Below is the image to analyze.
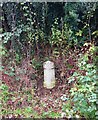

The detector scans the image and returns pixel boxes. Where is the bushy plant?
[62,44,97,119]
[49,18,78,50]
[49,18,63,47]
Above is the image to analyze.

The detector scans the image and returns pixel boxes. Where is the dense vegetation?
[0,2,98,119]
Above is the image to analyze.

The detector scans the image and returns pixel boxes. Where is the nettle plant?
[64,44,97,119]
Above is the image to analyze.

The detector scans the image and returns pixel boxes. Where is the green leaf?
[24,107,32,113]
[0,84,8,91]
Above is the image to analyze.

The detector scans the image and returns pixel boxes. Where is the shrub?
[63,44,97,119]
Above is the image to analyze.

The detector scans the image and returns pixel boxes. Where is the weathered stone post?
[43,61,55,89]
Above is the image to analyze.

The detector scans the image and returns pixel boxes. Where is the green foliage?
[0,84,9,91]
[1,2,98,59]
[42,111,61,118]
[0,83,36,117]
[92,30,98,39]
[1,32,13,44]
[1,2,98,119]
[62,100,71,112]
[50,19,63,47]
[0,84,9,116]
[50,18,78,48]
[15,52,22,64]
[0,45,7,57]
[64,3,80,30]
[32,58,42,70]
[0,34,8,57]
[65,45,97,119]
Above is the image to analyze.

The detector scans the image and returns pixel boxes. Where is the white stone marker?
[43,61,55,89]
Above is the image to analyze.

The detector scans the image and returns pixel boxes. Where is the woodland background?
[0,2,98,119]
